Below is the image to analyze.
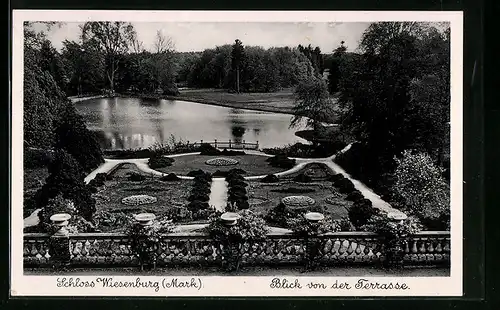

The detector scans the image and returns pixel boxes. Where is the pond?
[75,97,307,150]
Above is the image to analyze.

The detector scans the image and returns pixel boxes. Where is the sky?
[34,22,372,53]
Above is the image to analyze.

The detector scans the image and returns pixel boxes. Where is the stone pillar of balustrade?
[48,213,72,269]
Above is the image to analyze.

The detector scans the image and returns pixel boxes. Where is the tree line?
[177,41,325,92]
[33,21,331,96]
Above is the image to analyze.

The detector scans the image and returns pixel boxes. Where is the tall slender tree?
[328,41,347,94]
[231,39,245,93]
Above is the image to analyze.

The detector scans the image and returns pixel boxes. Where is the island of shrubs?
[148,155,175,169]
[266,154,296,169]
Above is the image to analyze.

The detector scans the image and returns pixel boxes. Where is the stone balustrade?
[23,230,450,268]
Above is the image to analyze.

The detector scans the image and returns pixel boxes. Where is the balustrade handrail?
[24,230,450,240]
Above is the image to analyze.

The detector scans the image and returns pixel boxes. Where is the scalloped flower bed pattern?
[205,157,239,166]
[121,195,158,206]
[281,195,315,208]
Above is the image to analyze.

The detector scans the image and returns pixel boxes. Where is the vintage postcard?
[11,10,463,296]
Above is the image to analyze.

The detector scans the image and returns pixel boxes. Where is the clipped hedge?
[160,173,180,181]
[346,190,364,202]
[148,156,174,169]
[293,173,312,183]
[334,178,355,193]
[127,172,146,182]
[348,199,377,228]
[266,155,296,169]
[261,174,279,183]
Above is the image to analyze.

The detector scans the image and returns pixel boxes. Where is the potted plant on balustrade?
[127,213,175,271]
[360,211,422,268]
[287,211,344,271]
[206,209,268,272]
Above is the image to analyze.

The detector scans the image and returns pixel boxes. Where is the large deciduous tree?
[290,78,334,146]
[336,21,450,192]
[81,22,136,93]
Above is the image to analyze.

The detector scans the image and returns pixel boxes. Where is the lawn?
[156,154,288,176]
[177,88,297,114]
[247,180,352,220]
[94,163,192,217]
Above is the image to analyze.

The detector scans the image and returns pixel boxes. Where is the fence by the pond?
[187,140,259,150]
[23,230,450,268]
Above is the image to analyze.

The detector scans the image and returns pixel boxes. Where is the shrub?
[392,150,450,229]
[187,169,206,177]
[211,170,228,177]
[93,211,134,231]
[164,206,193,222]
[228,168,247,175]
[361,213,423,266]
[187,193,210,203]
[192,208,215,221]
[199,143,221,155]
[127,172,146,182]
[335,178,355,193]
[346,190,364,202]
[348,200,378,228]
[187,200,210,212]
[39,194,76,228]
[24,148,54,169]
[88,173,107,189]
[231,179,248,188]
[206,210,268,271]
[328,173,345,182]
[147,155,174,169]
[160,173,180,181]
[192,184,211,195]
[267,155,296,169]
[221,149,246,156]
[35,150,96,222]
[265,202,325,229]
[293,173,312,183]
[261,174,279,183]
[54,103,104,173]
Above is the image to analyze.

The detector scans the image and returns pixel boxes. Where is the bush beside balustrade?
[23,230,450,268]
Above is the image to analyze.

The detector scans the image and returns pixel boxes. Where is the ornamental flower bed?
[121,195,158,206]
[205,157,239,166]
[281,195,316,209]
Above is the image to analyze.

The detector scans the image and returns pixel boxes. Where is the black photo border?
[5,0,488,309]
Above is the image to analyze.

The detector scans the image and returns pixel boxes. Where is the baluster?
[435,240,443,252]
[214,139,217,149]
[346,240,355,255]
[412,240,418,253]
[427,241,435,253]
[419,240,427,253]
[243,140,245,150]
[229,139,232,148]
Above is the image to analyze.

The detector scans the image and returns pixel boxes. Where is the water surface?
[75,97,306,150]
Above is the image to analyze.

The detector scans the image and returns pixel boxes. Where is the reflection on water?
[75,97,307,150]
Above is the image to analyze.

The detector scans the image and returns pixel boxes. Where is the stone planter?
[134,213,156,226]
[220,212,240,226]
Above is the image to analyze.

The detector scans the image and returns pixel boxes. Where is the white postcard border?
[11,10,464,297]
